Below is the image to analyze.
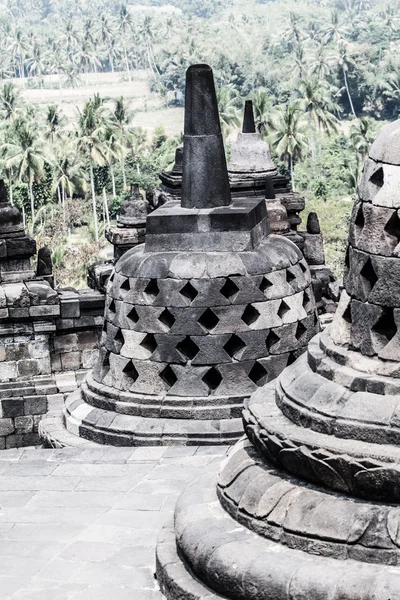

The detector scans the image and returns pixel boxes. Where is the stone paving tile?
[0,445,229,599]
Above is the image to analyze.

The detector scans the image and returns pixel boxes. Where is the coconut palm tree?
[216,86,241,137]
[251,90,276,137]
[117,3,133,82]
[336,41,357,118]
[269,103,307,191]
[322,10,349,45]
[297,78,340,134]
[0,82,22,203]
[43,104,66,145]
[1,116,47,223]
[76,97,107,242]
[110,96,134,189]
[309,47,335,80]
[349,117,377,158]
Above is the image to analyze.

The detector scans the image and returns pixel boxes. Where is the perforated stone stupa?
[59,64,319,446]
[156,120,400,598]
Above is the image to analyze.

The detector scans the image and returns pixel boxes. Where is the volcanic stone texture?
[155,120,400,599]
[63,238,318,446]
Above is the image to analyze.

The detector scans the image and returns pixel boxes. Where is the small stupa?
[61,64,319,446]
[156,120,400,598]
[105,183,148,261]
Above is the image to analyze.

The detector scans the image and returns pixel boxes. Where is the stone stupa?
[61,64,319,446]
[156,121,400,597]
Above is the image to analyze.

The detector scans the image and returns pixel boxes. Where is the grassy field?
[15,70,185,137]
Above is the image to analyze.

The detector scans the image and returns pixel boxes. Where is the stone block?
[0,361,17,381]
[24,395,47,415]
[17,359,40,378]
[0,418,14,435]
[53,333,79,354]
[60,298,80,319]
[0,397,24,417]
[29,304,60,317]
[81,349,99,369]
[60,351,81,371]
[14,415,34,433]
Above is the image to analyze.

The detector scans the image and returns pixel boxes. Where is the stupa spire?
[181,64,231,209]
[242,100,256,134]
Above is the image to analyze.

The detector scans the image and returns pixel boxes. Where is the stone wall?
[0,286,104,449]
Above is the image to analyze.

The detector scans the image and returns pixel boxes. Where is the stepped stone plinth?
[0,182,36,282]
[60,64,319,447]
[156,120,400,597]
[105,184,148,261]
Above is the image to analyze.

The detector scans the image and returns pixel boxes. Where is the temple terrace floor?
[0,444,229,600]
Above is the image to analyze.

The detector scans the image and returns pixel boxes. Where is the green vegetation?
[0,0,397,284]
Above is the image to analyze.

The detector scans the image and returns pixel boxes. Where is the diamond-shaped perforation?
[198,308,219,331]
[114,329,124,345]
[342,304,352,324]
[102,321,107,332]
[370,166,384,188]
[384,211,400,244]
[260,276,273,293]
[144,279,159,300]
[140,333,157,354]
[177,336,200,360]
[295,322,307,341]
[266,330,280,351]
[108,299,116,316]
[223,334,246,359]
[249,361,268,386]
[242,305,260,326]
[220,278,239,300]
[287,352,297,366]
[286,269,296,284]
[127,307,139,324]
[355,204,365,228]
[360,257,378,292]
[160,365,177,389]
[345,247,350,269]
[299,261,307,274]
[303,290,312,312]
[159,308,175,330]
[180,281,198,303]
[278,300,290,319]
[100,350,111,380]
[109,273,115,283]
[122,360,139,382]
[120,278,130,292]
[202,367,222,392]
[372,308,397,343]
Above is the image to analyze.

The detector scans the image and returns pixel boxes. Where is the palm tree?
[138,16,159,76]
[103,126,124,198]
[118,3,133,82]
[43,104,66,145]
[8,27,29,80]
[0,82,22,203]
[309,47,335,80]
[216,86,241,137]
[297,78,340,134]
[349,117,377,158]
[53,139,87,230]
[322,10,349,45]
[251,90,276,137]
[1,117,47,223]
[76,97,107,242]
[336,41,357,117]
[26,42,47,85]
[269,103,307,191]
[110,96,134,189]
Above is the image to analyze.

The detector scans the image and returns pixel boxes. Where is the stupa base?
[156,444,400,600]
[54,388,243,447]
